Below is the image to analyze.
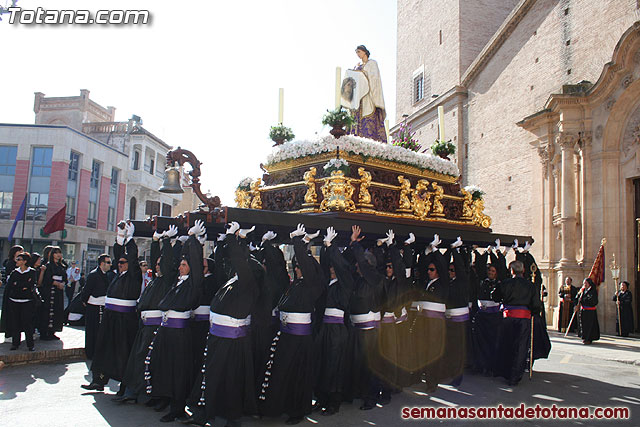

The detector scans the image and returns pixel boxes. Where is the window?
[0,145,17,218]
[145,200,160,217]
[108,168,119,230]
[144,150,155,175]
[132,150,140,170]
[162,203,171,217]
[0,146,18,175]
[68,151,80,181]
[29,147,53,220]
[413,73,424,103]
[88,160,101,228]
[31,147,53,177]
[129,197,137,220]
[66,151,80,225]
[90,160,101,188]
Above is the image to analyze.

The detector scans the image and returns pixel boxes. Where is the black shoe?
[425,382,438,393]
[285,416,303,425]
[359,403,374,411]
[180,415,206,426]
[507,380,519,387]
[50,334,61,340]
[81,383,104,391]
[10,345,18,351]
[311,401,323,412]
[154,400,170,412]
[160,413,177,423]
[321,407,338,416]
[113,396,137,404]
[28,347,35,351]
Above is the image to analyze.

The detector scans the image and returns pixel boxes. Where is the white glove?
[290,223,306,239]
[165,224,178,239]
[152,230,164,241]
[303,230,320,243]
[404,232,415,245]
[425,245,434,255]
[217,233,226,242]
[486,245,493,253]
[189,219,206,236]
[226,221,240,235]
[384,229,395,247]
[511,239,519,250]
[495,238,501,249]
[324,227,337,246]
[125,222,135,243]
[197,233,207,246]
[116,221,126,243]
[249,242,258,252]
[451,236,463,248]
[523,241,532,252]
[178,235,189,244]
[238,225,256,239]
[430,234,441,248]
[262,231,277,243]
[376,237,387,246]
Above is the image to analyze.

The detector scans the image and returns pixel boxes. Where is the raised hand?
[165,224,179,239]
[262,230,277,243]
[290,223,306,239]
[303,230,320,243]
[350,225,364,242]
[226,221,240,235]
[324,227,337,247]
[238,225,256,239]
[404,232,415,245]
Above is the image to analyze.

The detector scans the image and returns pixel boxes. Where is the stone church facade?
[395,0,640,333]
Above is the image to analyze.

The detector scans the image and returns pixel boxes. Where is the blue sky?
[1,0,397,204]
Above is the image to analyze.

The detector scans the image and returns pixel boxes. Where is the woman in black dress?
[0,244,25,339]
[38,246,67,340]
[6,252,39,350]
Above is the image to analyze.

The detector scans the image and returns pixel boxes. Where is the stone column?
[559,133,578,264]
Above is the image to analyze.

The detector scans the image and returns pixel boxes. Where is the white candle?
[335,66,342,109]
[384,119,389,140]
[278,88,284,124]
[437,105,445,141]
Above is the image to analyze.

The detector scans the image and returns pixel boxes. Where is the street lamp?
[609,253,622,336]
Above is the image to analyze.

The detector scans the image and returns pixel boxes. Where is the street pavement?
[0,332,639,426]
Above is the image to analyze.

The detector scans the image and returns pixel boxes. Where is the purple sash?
[353,320,380,330]
[280,321,312,336]
[323,315,344,324]
[142,316,162,326]
[479,306,500,314]
[105,303,136,313]
[209,323,249,339]
[192,314,209,322]
[161,317,190,328]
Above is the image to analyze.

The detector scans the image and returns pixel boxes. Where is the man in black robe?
[82,221,141,393]
[558,277,578,332]
[491,260,540,386]
[80,254,112,360]
[578,278,600,344]
[613,281,634,337]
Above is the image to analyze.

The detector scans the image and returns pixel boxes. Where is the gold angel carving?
[357,167,372,206]
[303,167,318,205]
[397,175,412,211]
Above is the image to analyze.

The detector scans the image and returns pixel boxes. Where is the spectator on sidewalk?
[66,261,81,306]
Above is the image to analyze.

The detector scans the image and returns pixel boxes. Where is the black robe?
[90,238,142,382]
[409,250,449,387]
[122,237,176,394]
[39,261,67,335]
[491,275,540,383]
[442,248,470,384]
[578,286,600,342]
[80,266,111,359]
[313,244,355,403]
[0,259,18,337]
[5,267,38,345]
[148,235,203,406]
[613,290,634,337]
[189,235,260,421]
[260,236,325,419]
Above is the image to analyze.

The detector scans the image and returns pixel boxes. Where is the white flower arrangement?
[237,177,253,190]
[265,134,459,177]
[323,158,349,171]
[464,185,485,200]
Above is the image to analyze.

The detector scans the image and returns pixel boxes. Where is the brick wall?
[47,161,69,222]
[97,176,110,230]
[11,160,29,218]
[75,169,90,227]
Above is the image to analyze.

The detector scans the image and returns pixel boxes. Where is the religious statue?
[357,167,372,206]
[397,175,412,211]
[348,45,387,142]
[303,167,318,205]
